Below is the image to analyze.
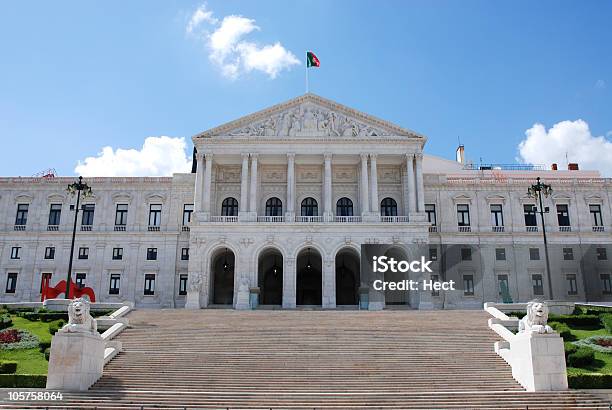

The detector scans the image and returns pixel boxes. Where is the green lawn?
[565,324,612,374]
[9,316,63,344]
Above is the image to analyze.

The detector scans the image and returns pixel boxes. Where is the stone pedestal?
[46,332,105,391]
[510,332,568,391]
[184,290,200,309]
[235,287,250,310]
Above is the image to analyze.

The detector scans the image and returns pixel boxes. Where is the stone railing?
[484,302,568,391]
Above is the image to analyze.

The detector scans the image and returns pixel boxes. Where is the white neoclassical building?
[1,94,611,309]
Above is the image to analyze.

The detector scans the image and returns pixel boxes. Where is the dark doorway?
[336,248,360,305]
[212,248,235,305]
[296,247,322,305]
[258,248,283,305]
[384,247,409,306]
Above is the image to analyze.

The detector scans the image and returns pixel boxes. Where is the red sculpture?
[41,277,96,302]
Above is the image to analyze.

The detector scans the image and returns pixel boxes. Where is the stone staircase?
[1,309,609,409]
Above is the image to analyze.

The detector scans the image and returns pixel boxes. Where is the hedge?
[568,372,612,389]
[548,314,600,327]
[18,312,68,322]
[601,313,612,333]
[0,314,12,330]
[0,374,46,388]
[549,322,574,340]
[49,320,64,335]
[38,340,51,353]
[567,347,595,368]
[564,342,577,361]
[0,361,17,374]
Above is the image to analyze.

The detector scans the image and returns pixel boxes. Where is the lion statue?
[60,298,97,335]
[518,300,554,334]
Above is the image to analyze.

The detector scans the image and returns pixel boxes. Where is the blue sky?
[1,1,611,176]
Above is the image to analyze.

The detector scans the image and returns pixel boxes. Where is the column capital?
[287,152,296,160]
[196,151,205,161]
[204,152,213,160]
[324,152,332,161]
[241,153,249,160]
[414,153,423,161]
[360,153,369,161]
[250,153,259,160]
[405,152,415,160]
[370,153,378,161]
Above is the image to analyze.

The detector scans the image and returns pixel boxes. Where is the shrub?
[49,320,64,336]
[44,348,50,361]
[0,329,39,350]
[568,372,612,389]
[567,347,595,368]
[601,313,612,333]
[0,361,17,374]
[38,340,51,353]
[0,374,46,388]
[548,314,600,328]
[564,342,578,361]
[38,313,68,322]
[0,314,12,331]
[574,335,612,353]
[549,322,573,340]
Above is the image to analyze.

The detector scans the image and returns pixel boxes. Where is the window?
[109,274,120,295]
[115,204,128,226]
[149,204,162,226]
[463,275,474,296]
[523,204,537,227]
[425,204,436,226]
[5,273,17,294]
[182,204,194,225]
[146,248,157,261]
[498,274,509,296]
[179,274,188,296]
[265,197,283,216]
[10,247,21,260]
[48,204,62,226]
[44,247,55,260]
[78,247,89,260]
[40,272,52,293]
[529,248,540,261]
[597,247,608,261]
[532,274,544,296]
[336,197,354,217]
[15,204,28,225]
[221,198,239,216]
[81,204,95,226]
[301,197,318,216]
[601,274,612,295]
[457,204,470,226]
[431,274,440,296]
[181,248,189,261]
[461,247,472,261]
[495,248,506,261]
[563,247,574,261]
[75,273,86,289]
[112,247,123,260]
[380,197,398,216]
[556,204,570,227]
[429,247,438,261]
[490,204,504,227]
[144,274,156,295]
[590,204,603,226]
[567,274,578,295]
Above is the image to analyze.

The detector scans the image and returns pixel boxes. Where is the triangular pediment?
[193,93,425,140]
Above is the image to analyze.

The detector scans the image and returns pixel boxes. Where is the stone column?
[415,153,425,213]
[406,153,416,216]
[322,257,336,309]
[323,153,332,221]
[282,257,296,308]
[360,153,370,215]
[239,153,249,219]
[249,154,258,218]
[286,153,295,221]
[370,154,379,214]
[202,153,213,219]
[194,152,205,213]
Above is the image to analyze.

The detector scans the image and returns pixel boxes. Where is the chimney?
[551,163,558,171]
[456,144,465,165]
[568,163,579,171]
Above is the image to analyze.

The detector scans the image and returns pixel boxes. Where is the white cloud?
[75,136,192,177]
[517,120,612,176]
[186,4,217,34]
[186,4,299,79]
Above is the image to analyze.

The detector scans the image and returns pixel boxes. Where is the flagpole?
[305,51,309,93]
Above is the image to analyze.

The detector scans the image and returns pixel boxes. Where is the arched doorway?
[296,247,322,305]
[384,246,409,306]
[211,248,235,305]
[336,248,360,305]
[258,248,283,305]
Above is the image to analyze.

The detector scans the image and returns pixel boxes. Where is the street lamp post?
[65,176,92,299]
[527,177,553,300]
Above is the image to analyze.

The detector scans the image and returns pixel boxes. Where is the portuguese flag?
[307,51,320,68]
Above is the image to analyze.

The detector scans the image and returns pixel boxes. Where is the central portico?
[185,93,431,310]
